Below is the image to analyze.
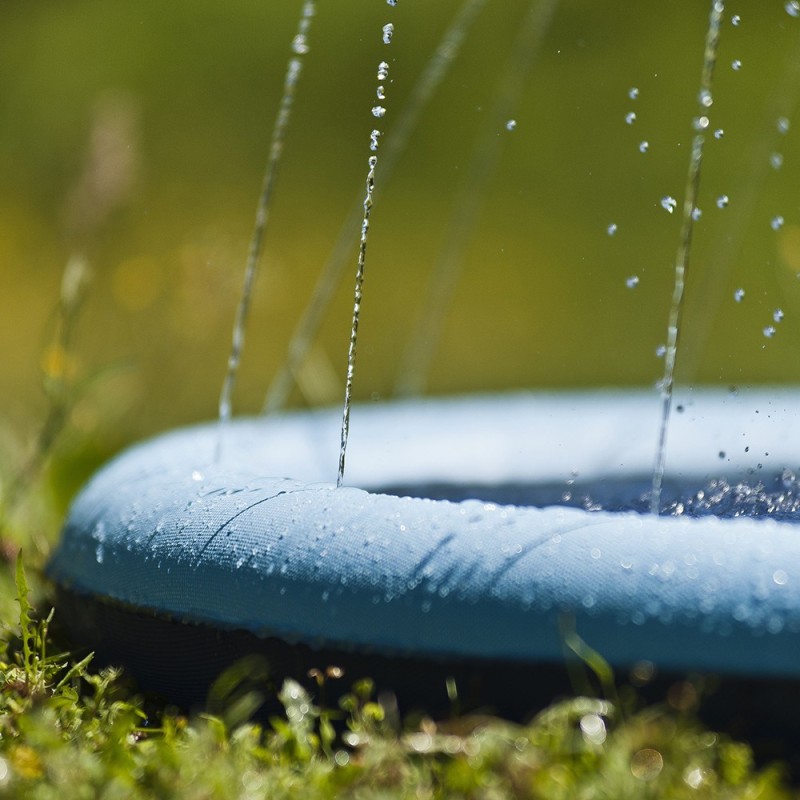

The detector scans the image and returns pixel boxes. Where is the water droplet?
[631,748,664,781]
[661,196,677,213]
[691,207,703,220]
[698,88,713,108]
[505,119,517,131]
[580,713,607,745]
[714,128,724,139]
[382,23,394,44]
[628,87,639,100]
[774,308,785,322]
[369,129,381,151]
[693,115,709,131]
[626,275,639,288]
[767,615,784,634]
[371,105,386,118]
[655,344,666,357]
[786,1,800,17]
[191,470,204,482]
[731,14,741,25]
[625,111,636,125]
[716,194,729,208]
[387,0,398,5]
[376,85,386,100]
[734,288,745,302]
[292,34,309,55]
[777,116,791,134]
[731,59,742,71]
[771,215,785,231]
[639,140,649,153]
[774,569,789,585]
[591,547,602,559]
[607,223,618,236]
[763,325,777,338]
[377,61,389,81]
[770,152,784,170]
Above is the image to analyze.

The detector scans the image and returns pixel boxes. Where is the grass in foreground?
[0,560,791,799]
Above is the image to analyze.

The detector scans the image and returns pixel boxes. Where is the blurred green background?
[3,0,800,486]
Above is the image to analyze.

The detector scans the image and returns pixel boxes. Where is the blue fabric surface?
[47,392,800,677]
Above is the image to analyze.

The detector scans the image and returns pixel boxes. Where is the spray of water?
[650,0,725,514]
[216,1,315,459]
[263,0,488,415]
[337,12,398,488]
[681,29,800,378]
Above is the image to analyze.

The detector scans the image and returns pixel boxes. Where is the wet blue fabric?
[47,391,800,677]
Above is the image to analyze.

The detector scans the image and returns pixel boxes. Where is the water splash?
[216,1,315,459]
[651,0,724,515]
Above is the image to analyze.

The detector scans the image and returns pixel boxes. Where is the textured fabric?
[47,391,800,677]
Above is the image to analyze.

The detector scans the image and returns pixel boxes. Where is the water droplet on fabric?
[731,59,742,70]
[763,325,777,338]
[505,119,517,131]
[639,140,649,153]
[734,288,745,302]
[628,87,639,100]
[774,308,785,322]
[661,196,677,213]
[382,23,394,44]
[626,275,640,288]
[607,223,618,236]
[731,14,741,25]
[716,194,729,208]
[774,569,789,585]
[767,615,784,634]
[714,128,724,139]
[771,215,785,231]
[625,111,636,125]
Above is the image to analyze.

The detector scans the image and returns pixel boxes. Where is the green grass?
[0,553,792,798]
